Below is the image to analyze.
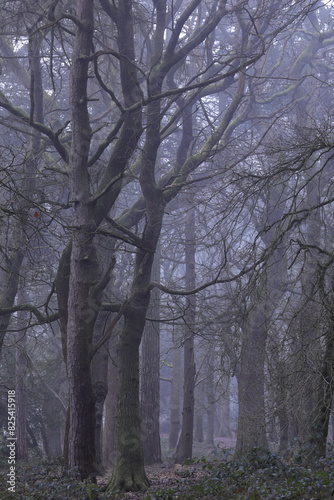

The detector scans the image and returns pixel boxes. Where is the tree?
[175,206,196,463]
[141,246,162,465]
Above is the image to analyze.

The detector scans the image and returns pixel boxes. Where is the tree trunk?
[102,328,119,468]
[0,33,43,354]
[92,312,110,469]
[218,376,231,438]
[15,303,28,461]
[295,171,326,460]
[175,207,196,463]
[141,248,162,464]
[175,327,196,463]
[206,352,215,446]
[194,373,204,443]
[66,0,97,480]
[276,364,289,456]
[107,198,165,492]
[306,328,334,459]
[107,302,151,491]
[42,392,63,459]
[235,304,268,456]
[169,331,182,450]
[235,184,288,457]
[67,236,97,480]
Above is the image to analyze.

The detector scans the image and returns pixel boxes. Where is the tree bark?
[92,312,110,469]
[218,376,231,438]
[107,289,152,491]
[206,351,215,446]
[66,0,97,480]
[235,184,288,457]
[194,372,204,443]
[107,185,165,492]
[141,247,162,464]
[235,304,268,456]
[169,330,182,450]
[175,207,196,463]
[15,298,28,461]
[102,327,119,468]
[42,389,63,459]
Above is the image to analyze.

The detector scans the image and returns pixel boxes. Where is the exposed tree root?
[106,470,150,492]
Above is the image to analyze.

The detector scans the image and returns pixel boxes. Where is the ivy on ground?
[1,450,334,499]
[145,449,334,500]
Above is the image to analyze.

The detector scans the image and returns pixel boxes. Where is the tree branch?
[0,304,59,324]
[0,92,69,163]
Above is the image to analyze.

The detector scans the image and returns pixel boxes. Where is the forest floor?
[99,436,236,499]
[98,437,334,500]
[2,436,334,498]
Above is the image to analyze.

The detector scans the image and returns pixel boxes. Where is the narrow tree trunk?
[15,305,28,461]
[206,353,215,446]
[0,33,42,354]
[194,374,204,443]
[102,329,119,468]
[235,305,268,456]
[295,171,326,460]
[92,312,110,469]
[175,207,196,463]
[169,331,182,450]
[235,185,288,457]
[218,377,231,438]
[43,393,63,459]
[277,366,289,456]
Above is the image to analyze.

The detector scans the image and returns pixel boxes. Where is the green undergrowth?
[0,458,116,500]
[1,450,334,499]
[145,449,334,500]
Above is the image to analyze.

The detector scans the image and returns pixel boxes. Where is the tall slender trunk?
[206,351,215,446]
[235,304,268,456]
[102,327,119,468]
[92,312,110,469]
[12,36,44,445]
[169,331,182,450]
[42,386,64,459]
[175,207,196,463]
[218,376,231,438]
[0,33,42,353]
[15,290,28,461]
[295,170,325,459]
[194,372,205,443]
